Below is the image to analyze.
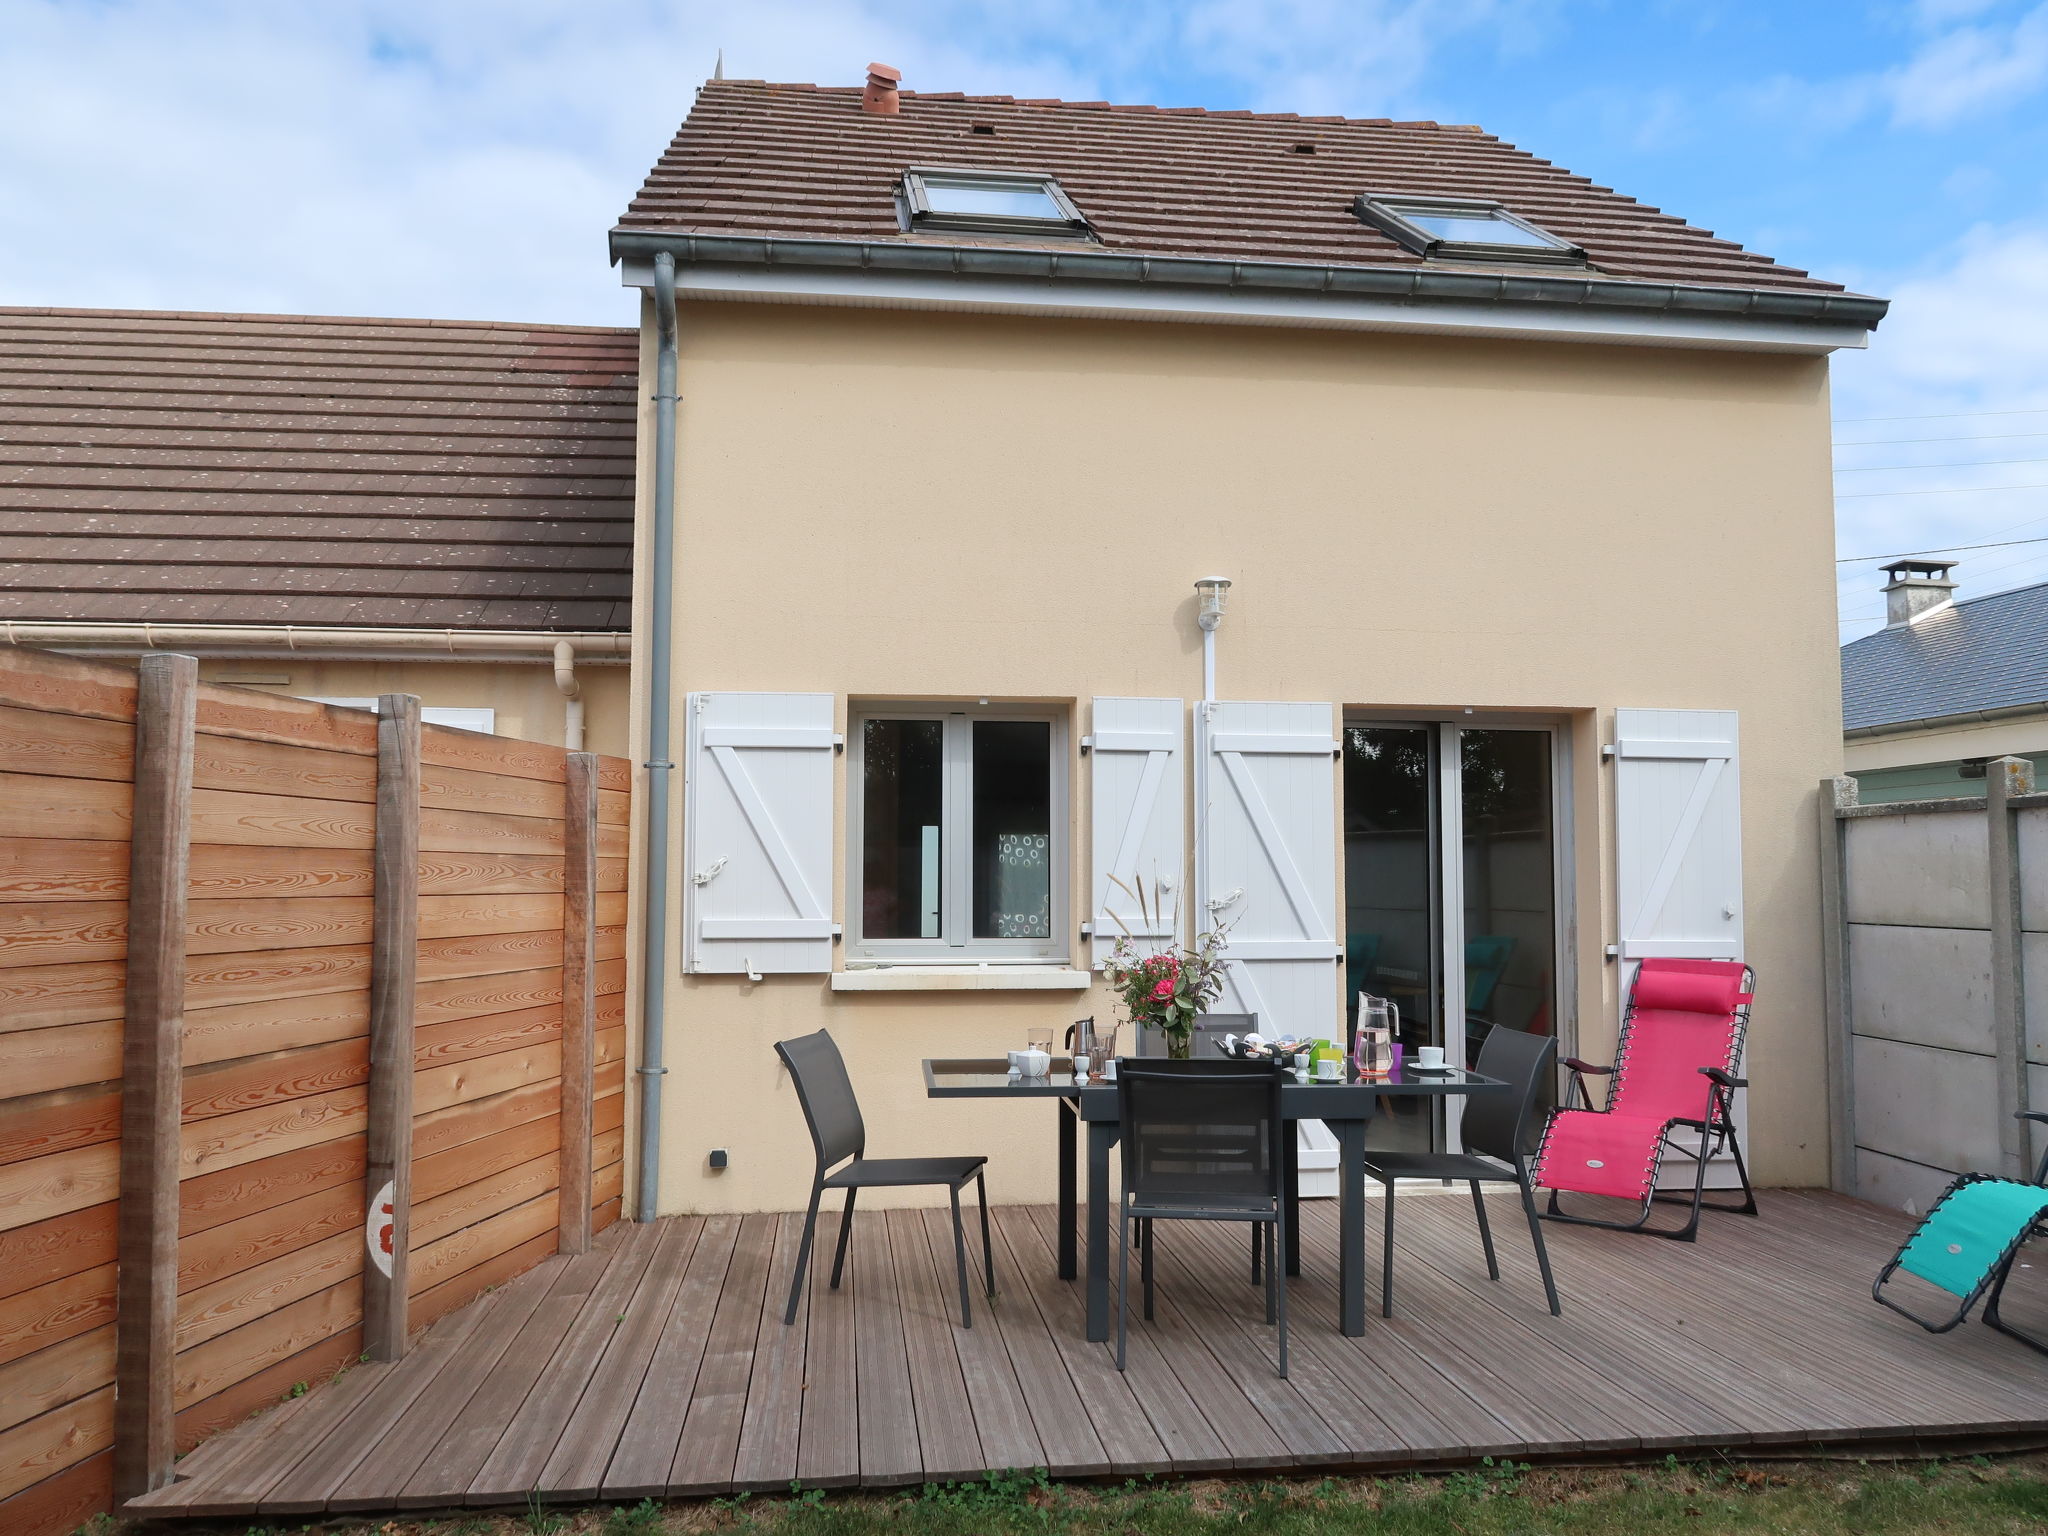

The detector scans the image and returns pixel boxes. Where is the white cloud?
[1886,1,2048,127]
[1830,221,2048,634]
[0,0,1526,324]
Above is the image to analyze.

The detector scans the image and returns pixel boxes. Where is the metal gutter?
[635,251,681,1221]
[609,229,1890,333]
[1844,698,2048,742]
[3,622,629,663]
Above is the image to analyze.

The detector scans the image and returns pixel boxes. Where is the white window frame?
[304,697,496,734]
[901,167,1090,238]
[847,703,1070,964]
[1353,193,1585,266]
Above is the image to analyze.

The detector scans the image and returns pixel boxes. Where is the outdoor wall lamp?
[1195,576,1231,700]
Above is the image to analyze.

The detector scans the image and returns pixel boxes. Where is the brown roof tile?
[620,80,1850,296]
[0,308,636,631]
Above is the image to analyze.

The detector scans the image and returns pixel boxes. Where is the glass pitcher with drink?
[1354,995,1396,1078]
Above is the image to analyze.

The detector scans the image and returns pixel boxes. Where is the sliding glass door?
[1345,719,1561,1154]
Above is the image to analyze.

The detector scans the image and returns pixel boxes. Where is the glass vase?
[1167,1029,1191,1061]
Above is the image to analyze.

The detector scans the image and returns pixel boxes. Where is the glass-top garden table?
[922,1057,1509,1341]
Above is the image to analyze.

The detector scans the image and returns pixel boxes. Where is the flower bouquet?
[1101,875,1230,1059]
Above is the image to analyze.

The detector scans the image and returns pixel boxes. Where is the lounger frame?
[1539,964,1759,1243]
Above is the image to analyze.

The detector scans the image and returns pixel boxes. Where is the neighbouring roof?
[1842,581,2048,732]
[0,307,637,631]
[620,80,1867,304]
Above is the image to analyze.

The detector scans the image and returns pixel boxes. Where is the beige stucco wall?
[629,299,1845,1216]
[193,657,632,757]
[1844,714,2048,774]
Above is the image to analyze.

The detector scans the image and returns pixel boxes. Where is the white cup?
[1102,1058,1118,1081]
[1315,1057,1340,1081]
[1417,1045,1447,1071]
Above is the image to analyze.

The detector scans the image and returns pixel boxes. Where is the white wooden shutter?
[1089,698,1184,968]
[684,692,838,974]
[1612,706,1744,1183]
[1195,701,1341,1041]
[1612,708,1743,966]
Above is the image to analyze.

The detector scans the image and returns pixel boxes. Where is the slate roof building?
[0,307,637,747]
[1841,560,2048,802]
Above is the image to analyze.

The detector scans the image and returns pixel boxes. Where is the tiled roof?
[0,307,636,632]
[621,79,1855,298]
[1842,581,2048,731]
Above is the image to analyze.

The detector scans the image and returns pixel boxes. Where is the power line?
[1837,481,2048,498]
[1835,431,2048,448]
[1837,534,2048,563]
[1833,406,2048,425]
[1835,456,2048,473]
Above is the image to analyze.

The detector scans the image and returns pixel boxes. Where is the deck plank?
[669,1212,776,1494]
[327,1252,573,1511]
[257,1282,504,1513]
[1007,1212,1212,1474]
[1172,1219,1413,1466]
[913,1205,1053,1477]
[465,1217,665,1503]
[970,1210,1109,1479]
[795,1207,861,1489]
[732,1213,813,1492]
[848,1201,923,1487]
[888,1207,986,1483]
[537,1216,704,1500]
[121,1192,2048,1521]
[1105,1216,1340,1467]
[604,1215,739,1498]
[392,1230,632,1508]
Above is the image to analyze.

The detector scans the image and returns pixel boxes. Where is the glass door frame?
[1345,709,1579,1144]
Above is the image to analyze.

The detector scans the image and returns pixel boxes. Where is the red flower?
[1150,978,1175,1001]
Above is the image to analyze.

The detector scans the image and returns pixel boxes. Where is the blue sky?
[6,0,2048,636]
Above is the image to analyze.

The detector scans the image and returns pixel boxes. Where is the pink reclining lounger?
[1534,957,1758,1242]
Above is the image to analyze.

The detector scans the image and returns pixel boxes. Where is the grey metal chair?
[1117,1058,1290,1377]
[1366,1024,1561,1317]
[774,1028,995,1328]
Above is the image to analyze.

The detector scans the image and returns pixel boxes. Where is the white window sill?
[830,966,1093,993]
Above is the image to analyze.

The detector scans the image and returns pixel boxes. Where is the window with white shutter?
[1611,706,1745,1182]
[684,692,839,974]
[1088,698,1185,967]
[1196,700,1342,1040]
[1611,708,1743,966]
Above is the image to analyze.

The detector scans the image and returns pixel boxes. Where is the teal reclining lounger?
[1872,1112,2048,1354]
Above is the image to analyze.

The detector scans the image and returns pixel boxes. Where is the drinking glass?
[1026,1026,1054,1057]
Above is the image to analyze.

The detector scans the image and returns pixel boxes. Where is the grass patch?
[135,1452,2048,1536]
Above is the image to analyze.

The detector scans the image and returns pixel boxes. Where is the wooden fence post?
[114,653,197,1502]
[559,752,599,1254]
[1988,755,2033,1181]
[364,694,421,1360]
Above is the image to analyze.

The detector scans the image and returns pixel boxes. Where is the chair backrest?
[774,1029,866,1173]
[1136,1012,1256,1058]
[1608,958,1752,1123]
[1118,1059,1286,1205]
[1462,1024,1557,1162]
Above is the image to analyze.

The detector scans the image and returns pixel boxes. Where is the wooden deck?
[127,1190,2048,1519]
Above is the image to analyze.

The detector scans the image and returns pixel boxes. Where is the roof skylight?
[1355,194,1584,265]
[902,168,1089,237]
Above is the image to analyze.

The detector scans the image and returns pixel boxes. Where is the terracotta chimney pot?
[863,61,901,114]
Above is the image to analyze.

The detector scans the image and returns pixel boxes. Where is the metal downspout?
[637,251,680,1220]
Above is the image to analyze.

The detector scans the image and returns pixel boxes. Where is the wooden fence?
[0,645,628,1536]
